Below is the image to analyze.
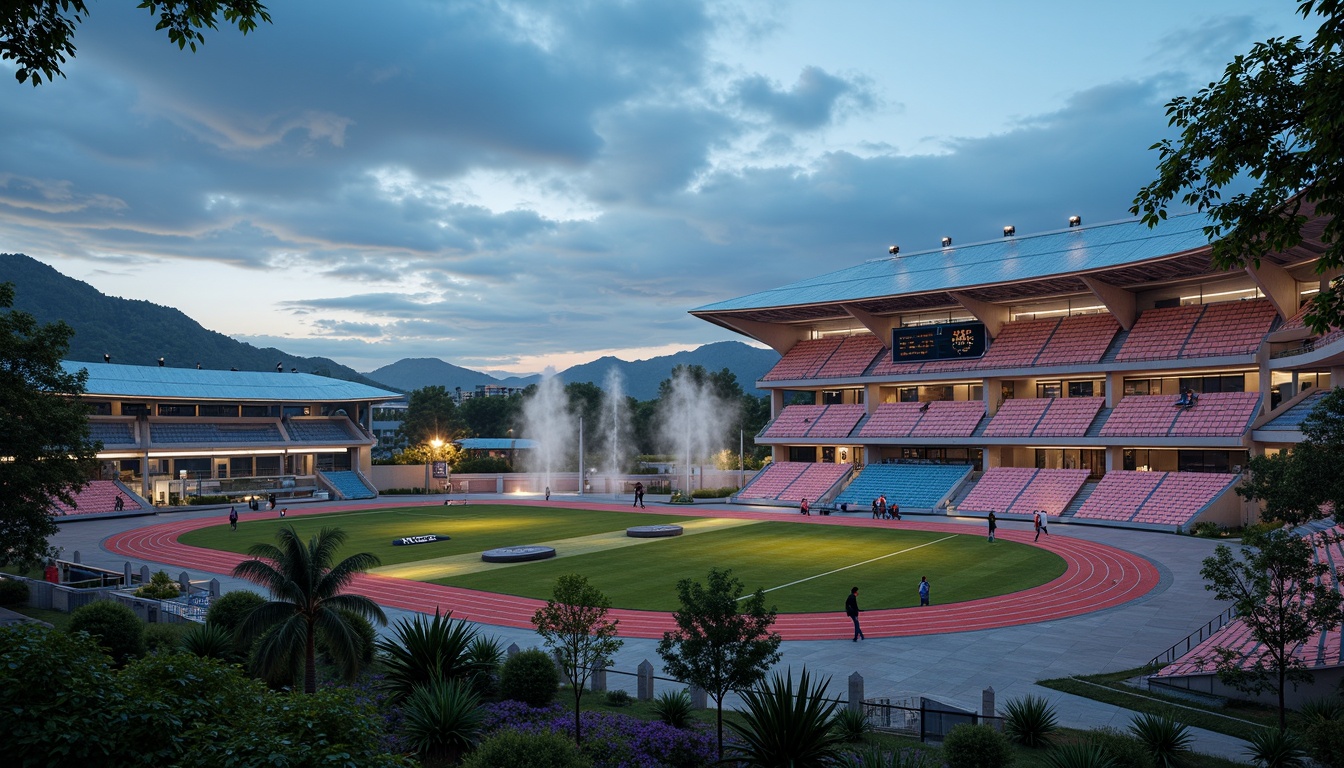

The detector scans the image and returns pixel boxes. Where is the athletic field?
[177,504,1065,613]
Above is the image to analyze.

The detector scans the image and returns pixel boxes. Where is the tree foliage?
[0,282,99,568]
[1239,387,1344,524]
[1131,0,1344,333]
[458,393,522,439]
[1199,526,1344,727]
[2,1,272,86]
[531,573,623,744]
[656,567,782,759]
[397,385,467,448]
[232,525,386,693]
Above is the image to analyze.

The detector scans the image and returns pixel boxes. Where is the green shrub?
[1246,727,1307,768]
[498,648,559,706]
[144,622,189,654]
[402,678,484,767]
[1004,694,1060,748]
[1189,521,1222,538]
[1129,713,1193,768]
[187,494,231,505]
[1306,718,1344,768]
[206,590,265,634]
[181,622,235,660]
[832,707,872,742]
[846,744,940,768]
[1300,697,1344,725]
[466,634,505,698]
[725,668,846,768]
[68,600,146,665]
[1087,727,1155,768]
[0,577,30,607]
[455,457,513,473]
[461,729,590,768]
[320,608,375,669]
[942,723,1014,768]
[135,570,181,600]
[604,688,632,706]
[690,486,738,499]
[652,689,695,728]
[1043,742,1118,768]
[669,490,694,504]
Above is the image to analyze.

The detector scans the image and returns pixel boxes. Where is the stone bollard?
[73,551,81,564]
[637,660,655,701]
[982,686,996,725]
[209,578,221,598]
[507,642,521,659]
[848,672,865,713]
[139,565,151,584]
[179,571,191,595]
[689,684,707,709]
[124,562,133,586]
[590,660,606,693]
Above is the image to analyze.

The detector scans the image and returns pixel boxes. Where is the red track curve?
[105,501,1160,641]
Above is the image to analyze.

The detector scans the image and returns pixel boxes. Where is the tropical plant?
[1129,713,1194,768]
[832,707,871,743]
[647,689,690,728]
[532,573,623,744]
[1300,696,1344,725]
[232,525,386,693]
[1305,717,1344,768]
[401,678,485,768]
[135,570,181,600]
[724,667,847,767]
[466,633,505,697]
[0,577,29,607]
[1,624,117,765]
[68,599,146,665]
[460,728,591,768]
[943,723,1014,768]
[603,688,632,707]
[1043,742,1119,768]
[1086,726,1155,768]
[376,609,480,701]
[499,647,560,706]
[180,622,235,660]
[1004,694,1060,748]
[205,588,265,659]
[1246,728,1307,768]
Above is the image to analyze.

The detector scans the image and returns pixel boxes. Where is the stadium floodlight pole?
[740,429,744,488]
[578,417,585,496]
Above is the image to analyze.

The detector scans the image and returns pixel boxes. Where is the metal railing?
[1148,606,1238,667]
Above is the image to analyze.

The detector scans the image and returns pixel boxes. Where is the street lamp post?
[425,437,443,494]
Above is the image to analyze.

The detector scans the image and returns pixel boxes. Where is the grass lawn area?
[182,505,1063,613]
[10,606,75,631]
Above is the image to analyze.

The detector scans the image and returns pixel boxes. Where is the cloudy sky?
[0,1,1314,375]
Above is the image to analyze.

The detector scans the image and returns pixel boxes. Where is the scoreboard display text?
[891,321,987,362]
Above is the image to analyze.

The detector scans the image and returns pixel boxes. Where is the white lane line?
[739,534,959,600]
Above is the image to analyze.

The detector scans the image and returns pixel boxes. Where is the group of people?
[870,494,900,520]
[845,576,934,640]
[985,509,1051,542]
[228,501,287,530]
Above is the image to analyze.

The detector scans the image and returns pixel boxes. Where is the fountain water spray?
[656,368,734,497]
[602,368,632,477]
[520,375,575,492]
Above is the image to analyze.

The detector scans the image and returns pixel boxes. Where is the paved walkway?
[48,493,1253,762]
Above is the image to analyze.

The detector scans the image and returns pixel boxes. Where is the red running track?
[105,501,1160,641]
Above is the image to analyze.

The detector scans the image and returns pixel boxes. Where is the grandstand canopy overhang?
[64,361,401,404]
[691,211,1331,350]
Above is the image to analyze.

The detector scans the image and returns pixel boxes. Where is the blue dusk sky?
[0,1,1314,374]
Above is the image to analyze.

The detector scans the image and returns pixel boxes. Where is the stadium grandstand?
[58,361,399,515]
[694,207,1340,532]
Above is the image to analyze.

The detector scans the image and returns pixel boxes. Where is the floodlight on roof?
[158,357,164,367]
[888,245,900,255]
[941,237,952,248]
[1068,215,1082,227]
[1003,225,1016,237]
[104,353,110,363]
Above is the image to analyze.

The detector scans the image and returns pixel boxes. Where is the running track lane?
[105,501,1160,641]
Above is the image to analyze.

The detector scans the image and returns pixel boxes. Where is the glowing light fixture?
[941,237,953,248]
[1003,225,1016,237]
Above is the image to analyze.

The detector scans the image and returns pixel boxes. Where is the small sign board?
[432,461,449,479]
[391,534,452,546]
[892,321,986,362]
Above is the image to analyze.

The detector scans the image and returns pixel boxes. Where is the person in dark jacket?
[988,510,997,542]
[845,586,864,641]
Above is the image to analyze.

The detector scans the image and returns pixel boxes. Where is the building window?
[200,404,240,418]
[158,404,197,417]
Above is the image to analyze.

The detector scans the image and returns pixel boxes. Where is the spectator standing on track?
[229,507,238,531]
[545,486,551,501]
[918,576,930,606]
[800,498,810,516]
[891,499,901,520]
[877,494,887,519]
[279,507,287,518]
[268,493,276,510]
[846,586,864,641]
[1034,509,1050,541]
[988,510,997,542]
[633,481,645,508]
[871,499,880,519]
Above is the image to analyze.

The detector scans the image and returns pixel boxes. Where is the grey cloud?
[734,66,872,130]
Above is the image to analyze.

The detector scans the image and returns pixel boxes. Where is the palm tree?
[233,525,386,693]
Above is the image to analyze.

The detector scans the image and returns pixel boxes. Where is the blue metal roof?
[693,212,1215,313]
[456,438,539,450]
[65,361,401,402]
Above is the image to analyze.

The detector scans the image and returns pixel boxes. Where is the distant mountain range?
[2,252,779,400]
[363,341,779,400]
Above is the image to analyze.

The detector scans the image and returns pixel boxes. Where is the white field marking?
[738,534,959,600]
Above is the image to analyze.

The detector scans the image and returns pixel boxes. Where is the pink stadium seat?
[739,462,809,498]
[1034,397,1104,437]
[50,480,144,516]
[761,405,827,439]
[1181,299,1277,358]
[814,335,885,378]
[1115,305,1204,362]
[975,319,1058,369]
[984,399,1050,438]
[1074,471,1166,522]
[856,403,925,438]
[762,338,844,381]
[959,468,1038,514]
[803,404,866,438]
[776,463,853,502]
[1008,470,1090,517]
[909,401,985,438]
[1034,314,1120,366]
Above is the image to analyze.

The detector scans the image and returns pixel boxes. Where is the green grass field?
[181,505,1064,612]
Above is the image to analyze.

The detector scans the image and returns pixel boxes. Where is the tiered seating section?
[51,480,144,516]
[285,419,355,442]
[868,314,1121,376]
[89,421,136,446]
[1115,299,1276,361]
[150,423,284,444]
[1155,525,1344,679]
[1099,393,1261,438]
[763,336,885,381]
[957,467,1089,517]
[856,401,985,439]
[760,404,865,439]
[835,463,973,509]
[983,397,1104,438]
[738,461,851,502]
[1258,390,1327,433]
[1073,470,1237,526]
[320,470,376,500]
